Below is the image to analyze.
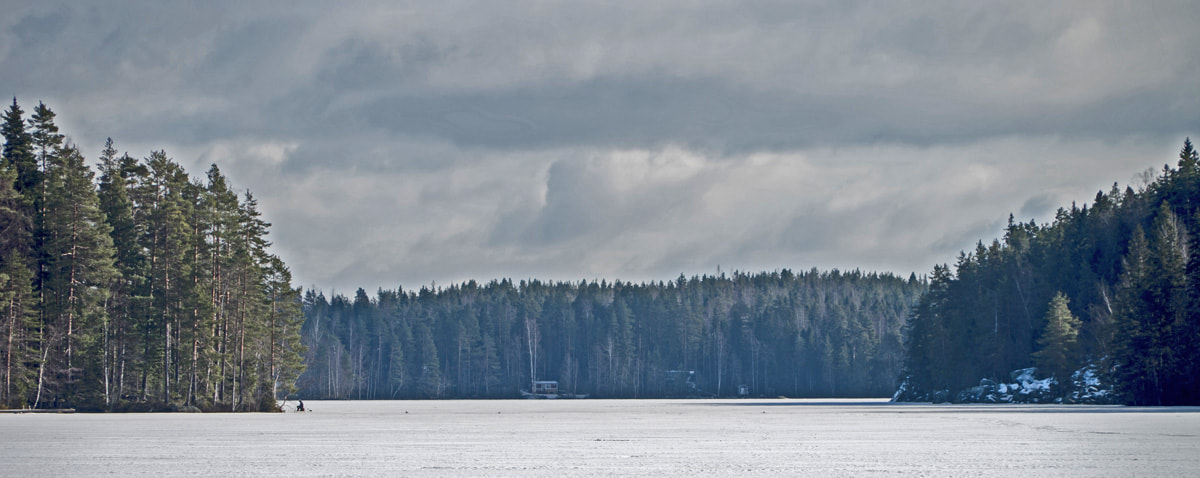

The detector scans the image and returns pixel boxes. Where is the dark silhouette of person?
[297,400,305,412]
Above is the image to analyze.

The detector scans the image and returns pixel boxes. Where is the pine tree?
[3,100,308,410]
[27,102,66,408]
[29,101,64,249]
[0,99,37,408]
[40,144,118,408]
[229,191,271,410]
[96,140,143,408]
[0,158,38,408]
[129,150,195,405]
[263,256,305,408]
[199,164,241,408]
[1032,292,1081,397]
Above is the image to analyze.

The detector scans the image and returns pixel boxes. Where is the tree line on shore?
[297,270,925,399]
[7,95,1194,409]
[898,139,1200,405]
[0,99,305,411]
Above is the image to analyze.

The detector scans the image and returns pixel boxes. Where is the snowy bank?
[892,364,1115,404]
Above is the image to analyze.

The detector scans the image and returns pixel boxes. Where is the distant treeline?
[899,139,1200,405]
[298,270,925,399]
[0,99,305,412]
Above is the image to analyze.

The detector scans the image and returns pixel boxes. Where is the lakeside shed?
[533,381,559,395]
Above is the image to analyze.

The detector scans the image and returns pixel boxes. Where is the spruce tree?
[416,322,441,398]
[1179,138,1199,174]
[1149,203,1191,404]
[1111,225,1161,404]
[1,99,36,200]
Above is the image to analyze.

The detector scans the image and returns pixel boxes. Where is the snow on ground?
[3,399,1199,477]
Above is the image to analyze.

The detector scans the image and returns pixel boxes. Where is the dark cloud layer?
[2,1,1198,291]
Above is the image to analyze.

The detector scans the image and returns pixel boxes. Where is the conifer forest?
[897,140,1200,406]
[3,98,1198,409]
[0,99,304,411]
[297,270,925,400]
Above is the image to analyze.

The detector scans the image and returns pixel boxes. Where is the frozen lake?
[3,399,1199,476]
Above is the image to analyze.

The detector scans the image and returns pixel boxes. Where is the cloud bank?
[2,1,1197,292]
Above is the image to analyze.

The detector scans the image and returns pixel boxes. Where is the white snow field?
[2,399,1199,477]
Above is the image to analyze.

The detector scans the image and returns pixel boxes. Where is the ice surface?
[3,399,1199,477]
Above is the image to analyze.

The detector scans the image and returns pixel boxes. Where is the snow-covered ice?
[3,399,1199,476]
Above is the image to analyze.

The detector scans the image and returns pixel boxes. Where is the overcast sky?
[3,1,1198,294]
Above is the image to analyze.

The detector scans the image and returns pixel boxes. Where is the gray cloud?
[1019,193,1063,222]
[2,1,1198,292]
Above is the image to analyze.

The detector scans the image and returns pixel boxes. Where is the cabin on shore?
[532,381,559,395]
